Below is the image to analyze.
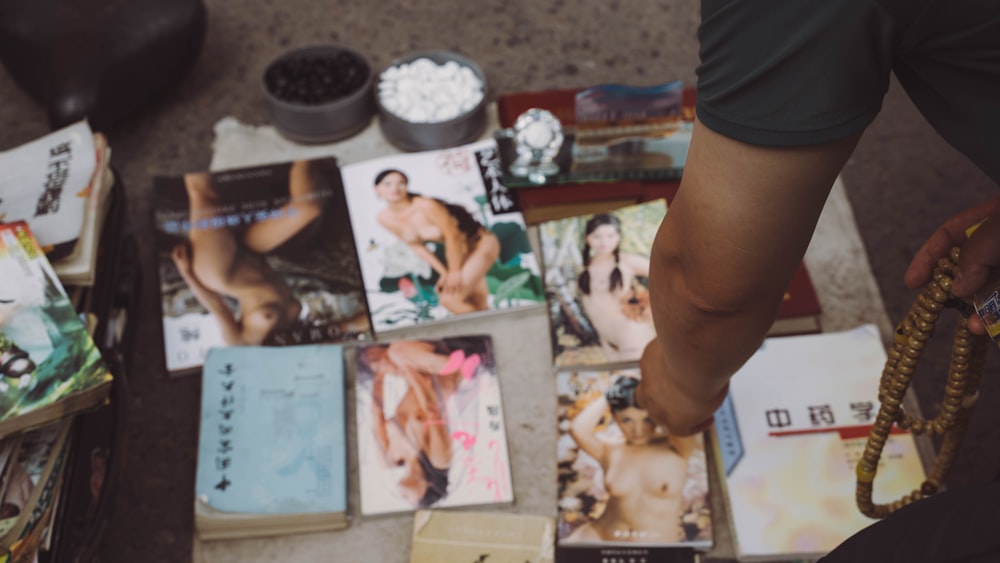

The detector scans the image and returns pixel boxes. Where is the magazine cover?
[339,140,544,333]
[538,200,666,367]
[354,336,513,515]
[556,367,712,552]
[0,221,113,437]
[153,157,373,376]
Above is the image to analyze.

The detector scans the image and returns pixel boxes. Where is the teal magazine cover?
[339,140,544,333]
[0,221,112,438]
[195,344,347,517]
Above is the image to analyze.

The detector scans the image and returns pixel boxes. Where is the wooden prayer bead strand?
[856,247,990,519]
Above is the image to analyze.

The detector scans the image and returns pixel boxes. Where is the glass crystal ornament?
[507,108,563,184]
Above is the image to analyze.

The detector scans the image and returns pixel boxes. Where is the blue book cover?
[195,344,347,515]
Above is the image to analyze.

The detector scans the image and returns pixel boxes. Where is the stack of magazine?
[0,219,123,562]
[0,122,135,563]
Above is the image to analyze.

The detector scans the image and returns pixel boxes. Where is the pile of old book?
[0,121,133,563]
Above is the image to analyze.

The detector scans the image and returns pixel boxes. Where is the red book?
[496,86,821,335]
[771,262,822,336]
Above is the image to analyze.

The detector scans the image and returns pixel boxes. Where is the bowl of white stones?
[376,50,488,151]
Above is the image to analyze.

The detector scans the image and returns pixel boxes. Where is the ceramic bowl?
[262,44,375,144]
[375,50,488,152]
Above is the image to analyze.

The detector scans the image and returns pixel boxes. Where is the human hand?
[904,195,1000,335]
[636,339,726,437]
[436,271,463,295]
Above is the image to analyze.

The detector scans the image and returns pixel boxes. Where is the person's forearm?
[639,219,793,437]
[408,242,447,276]
[443,232,465,275]
[647,249,782,404]
[638,119,859,436]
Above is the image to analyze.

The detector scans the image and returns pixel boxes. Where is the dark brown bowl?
[262,44,375,144]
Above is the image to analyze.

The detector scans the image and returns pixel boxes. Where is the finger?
[953,216,1000,298]
[904,196,1000,290]
[967,312,986,336]
[904,224,967,289]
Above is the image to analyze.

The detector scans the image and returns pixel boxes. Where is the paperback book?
[152,157,373,376]
[0,120,96,261]
[538,199,667,367]
[0,221,113,438]
[409,509,555,563]
[194,344,349,540]
[712,324,927,561]
[0,418,73,562]
[353,335,513,516]
[555,367,711,560]
[51,131,116,288]
[339,139,544,333]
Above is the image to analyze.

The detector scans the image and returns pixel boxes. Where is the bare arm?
[386,340,449,377]
[569,394,610,466]
[638,119,861,436]
[243,160,323,254]
[417,198,469,294]
[666,433,698,460]
[369,372,394,465]
[621,253,651,279]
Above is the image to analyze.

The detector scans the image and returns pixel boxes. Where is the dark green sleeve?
[695,0,895,147]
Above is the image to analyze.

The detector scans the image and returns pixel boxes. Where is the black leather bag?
[0,0,207,130]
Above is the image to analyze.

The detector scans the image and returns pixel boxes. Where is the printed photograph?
[556,368,711,548]
[538,200,666,366]
[340,140,544,333]
[153,157,373,375]
[354,336,513,515]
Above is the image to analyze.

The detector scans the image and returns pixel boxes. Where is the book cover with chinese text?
[339,140,544,334]
[555,367,712,555]
[713,324,926,561]
[353,335,513,515]
[152,157,373,376]
[0,120,95,260]
[0,221,112,438]
[194,344,348,540]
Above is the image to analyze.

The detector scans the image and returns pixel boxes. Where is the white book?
[713,324,927,561]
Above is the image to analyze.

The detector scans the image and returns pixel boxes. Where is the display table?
[193,108,916,563]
